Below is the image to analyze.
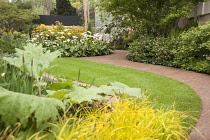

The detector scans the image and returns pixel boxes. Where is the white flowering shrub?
[29,29,112,57]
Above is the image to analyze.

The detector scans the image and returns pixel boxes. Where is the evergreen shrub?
[127,37,179,67]
[173,22,210,73]
[127,22,210,74]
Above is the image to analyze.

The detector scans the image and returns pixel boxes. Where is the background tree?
[44,0,51,15]
[0,1,38,32]
[51,0,77,16]
[97,0,206,37]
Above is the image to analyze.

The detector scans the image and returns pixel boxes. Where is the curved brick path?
[81,50,210,140]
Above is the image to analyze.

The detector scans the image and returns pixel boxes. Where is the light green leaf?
[65,85,105,103]
[98,81,143,98]
[3,43,60,78]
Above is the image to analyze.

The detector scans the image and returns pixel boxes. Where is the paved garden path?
[81,50,210,140]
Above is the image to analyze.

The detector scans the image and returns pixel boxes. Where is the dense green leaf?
[0,87,64,128]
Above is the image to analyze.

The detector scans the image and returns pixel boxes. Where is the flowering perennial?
[29,22,112,57]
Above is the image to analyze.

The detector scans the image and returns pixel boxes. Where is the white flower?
[56,37,60,40]
[31,38,37,41]
[60,32,64,34]
[72,36,78,39]
[51,31,55,34]
[1,73,5,77]
[66,39,71,42]
[68,33,71,35]
[60,36,65,39]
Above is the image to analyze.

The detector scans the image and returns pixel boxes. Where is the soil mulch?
[80,50,210,140]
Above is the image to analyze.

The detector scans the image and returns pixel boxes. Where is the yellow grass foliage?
[54,98,193,140]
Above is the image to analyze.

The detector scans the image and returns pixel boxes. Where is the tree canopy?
[0,1,38,32]
[97,0,206,37]
[52,0,77,16]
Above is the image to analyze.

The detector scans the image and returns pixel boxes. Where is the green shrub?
[127,37,179,67]
[0,31,28,53]
[128,22,210,74]
[173,22,210,73]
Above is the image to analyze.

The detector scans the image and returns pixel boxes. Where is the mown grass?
[46,57,201,126]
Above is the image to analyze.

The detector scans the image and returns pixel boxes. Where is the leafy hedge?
[127,37,179,67]
[127,22,210,74]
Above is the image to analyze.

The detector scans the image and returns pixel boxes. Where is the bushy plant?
[63,32,112,57]
[173,22,210,73]
[102,17,130,50]
[128,22,210,74]
[0,1,38,33]
[0,31,28,54]
[30,22,113,57]
[50,98,193,140]
[127,37,179,67]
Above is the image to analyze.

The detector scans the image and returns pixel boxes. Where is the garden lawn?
[46,57,201,126]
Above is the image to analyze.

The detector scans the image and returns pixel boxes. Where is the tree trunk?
[83,0,90,31]
[44,0,51,15]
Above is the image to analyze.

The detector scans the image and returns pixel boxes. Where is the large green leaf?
[47,82,144,104]
[98,81,143,98]
[3,43,60,78]
[0,87,64,128]
[65,85,105,104]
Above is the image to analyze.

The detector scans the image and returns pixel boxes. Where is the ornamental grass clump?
[53,98,193,140]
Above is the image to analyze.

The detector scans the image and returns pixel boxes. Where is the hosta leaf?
[65,85,105,104]
[0,87,64,128]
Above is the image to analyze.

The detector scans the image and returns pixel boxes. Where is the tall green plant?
[3,43,60,96]
[0,56,35,94]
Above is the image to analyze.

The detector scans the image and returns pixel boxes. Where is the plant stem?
[37,78,42,97]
